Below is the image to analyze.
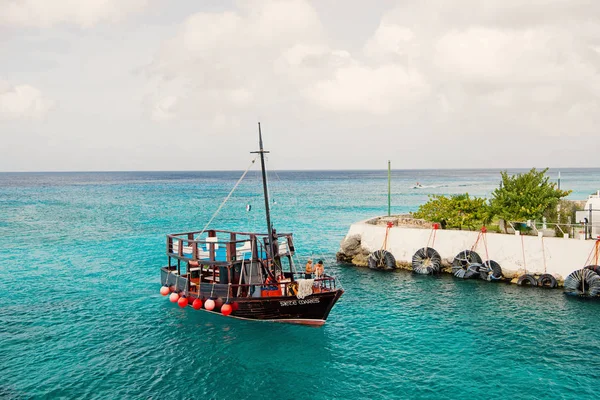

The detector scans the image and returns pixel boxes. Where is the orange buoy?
[232,301,239,311]
[192,298,203,310]
[160,286,170,296]
[177,296,188,308]
[169,292,179,303]
[221,303,232,316]
[204,298,215,311]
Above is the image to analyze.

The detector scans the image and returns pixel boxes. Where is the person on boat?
[305,259,314,279]
[271,228,279,255]
[270,228,283,275]
[315,260,324,278]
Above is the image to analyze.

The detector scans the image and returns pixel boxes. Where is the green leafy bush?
[488,168,571,222]
[411,194,490,230]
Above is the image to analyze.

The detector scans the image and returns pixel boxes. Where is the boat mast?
[251,122,274,258]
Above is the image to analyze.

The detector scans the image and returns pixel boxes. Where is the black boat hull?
[191,290,342,326]
[161,269,343,325]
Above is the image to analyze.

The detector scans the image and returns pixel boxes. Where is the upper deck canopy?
[166,229,295,266]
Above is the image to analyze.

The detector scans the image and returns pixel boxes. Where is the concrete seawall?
[338,216,598,283]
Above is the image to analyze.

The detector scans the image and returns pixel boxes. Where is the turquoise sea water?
[1,168,600,399]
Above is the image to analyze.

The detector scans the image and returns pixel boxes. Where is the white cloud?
[0,0,149,28]
[0,80,53,120]
[151,95,177,122]
[142,0,600,144]
[430,24,600,136]
[306,64,430,114]
[434,28,567,86]
[145,0,434,123]
[145,0,328,128]
[363,23,416,61]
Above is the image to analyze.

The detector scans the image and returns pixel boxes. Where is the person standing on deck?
[271,228,282,276]
[305,260,314,279]
[315,260,324,278]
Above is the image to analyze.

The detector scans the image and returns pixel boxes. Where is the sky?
[1,0,599,171]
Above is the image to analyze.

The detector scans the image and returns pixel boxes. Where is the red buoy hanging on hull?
[169,292,179,303]
[192,298,203,310]
[177,296,188,308]
[160,286,170,296]
[221,303,232,316]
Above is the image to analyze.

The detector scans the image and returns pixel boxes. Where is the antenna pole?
[252,122,274,257]
[388,160,391,216]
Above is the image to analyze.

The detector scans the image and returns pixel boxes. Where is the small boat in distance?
[412,182,423,189]
[159,123,344,325]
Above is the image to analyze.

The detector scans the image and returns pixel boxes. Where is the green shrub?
[411,193,490,230]
[489,168,571,222]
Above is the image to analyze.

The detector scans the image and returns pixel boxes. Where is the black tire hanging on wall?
[412,247,442,275]
[517,274,538,286]
[464,263,481,279]
[564,268,600,297]
[537,274,558,288]
[584,265,600,275]
[452,250,482,279]
[368,250,396,270]
[480,260,503,281]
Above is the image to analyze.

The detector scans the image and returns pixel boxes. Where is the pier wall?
[342,218,597,281]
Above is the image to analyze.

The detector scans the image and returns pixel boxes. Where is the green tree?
[488,168,571,222]
[411,193,490,230]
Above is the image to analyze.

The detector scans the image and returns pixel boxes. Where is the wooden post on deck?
[192,241,198,261]
[251,235,258,261]
[229,232,237,262]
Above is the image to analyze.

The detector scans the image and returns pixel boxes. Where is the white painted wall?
[584,190,600,238]
[346,218,599,280]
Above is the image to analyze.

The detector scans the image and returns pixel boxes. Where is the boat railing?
[167,236,251,261]
[192,276,338,298]
[166,230,295,262]
[169,228,292,238]
[164,264,338,299]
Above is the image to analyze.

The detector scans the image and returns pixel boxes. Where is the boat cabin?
[161,229,338,300]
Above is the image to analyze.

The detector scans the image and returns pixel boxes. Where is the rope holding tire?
[517,274,537,286]
[480,260,503,281]
[537,274,557,288]
[368,250,396,270]
[564,268,600,297]
[452,250,482,279]
[412,247,442,275]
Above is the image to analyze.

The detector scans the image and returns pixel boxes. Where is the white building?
[575,190,600,239]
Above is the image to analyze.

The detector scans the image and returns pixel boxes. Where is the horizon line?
[1,167,598,173]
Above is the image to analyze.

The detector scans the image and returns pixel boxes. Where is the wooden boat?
[159,123,343,325]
